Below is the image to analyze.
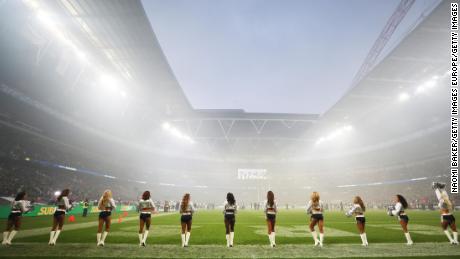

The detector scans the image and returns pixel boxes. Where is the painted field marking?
[251,225,355,237]
[367,224,445,236]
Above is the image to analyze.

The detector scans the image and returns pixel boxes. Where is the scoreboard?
[237,168,267,180]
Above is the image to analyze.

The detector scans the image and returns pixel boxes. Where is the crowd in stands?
[0,127,457,211]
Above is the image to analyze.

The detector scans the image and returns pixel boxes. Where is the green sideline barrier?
[0,204,137,219]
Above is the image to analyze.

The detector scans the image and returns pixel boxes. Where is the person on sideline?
[96,190,116,247]
[306,191,324,247]
[223,192,237,247]
[346,196,368,246]
[387,194,413,245]
[2,191,31,245]
[264,191,277,248]
[432,182,458,244]
[138,191,156,247]
[179,193,195,247]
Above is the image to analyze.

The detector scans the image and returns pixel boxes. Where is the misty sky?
[142,0,440,114]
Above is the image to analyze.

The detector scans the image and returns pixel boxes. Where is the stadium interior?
[0,0,454,210]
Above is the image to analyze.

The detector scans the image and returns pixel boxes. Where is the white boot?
[6,230,17,245]
[319,233,324,247]
[271,232,276,247]
[311,230,318,246]
[453,231,459,245]
[445,230,454,243]
[142,230,149,245]
[360,234,368,246]
[138,233,143,246]
[226,234,230,247]
[185,232,190,246]
[405,232,413,245]
[2,232,9,245]
[101,231,108,246]
[52,230,61,245]
[97,233,102,246]
[181,234,185,247]
[49,231,55,245]
[230,232,234,247]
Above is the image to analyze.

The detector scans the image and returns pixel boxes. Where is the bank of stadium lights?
[98,74,127,98]
[162,122,195,144]
[193,185,208,189]
[32,6,88,63]
[23,0,39,9]
[398,92,411,102]
[159,183,176,187]
[315,125,353,145]
[337,176,429,188]
[398,76,440,102]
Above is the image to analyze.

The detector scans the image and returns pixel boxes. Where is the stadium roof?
[0,0,448,165]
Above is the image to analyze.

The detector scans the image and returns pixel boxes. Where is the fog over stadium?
[0,0,453,208]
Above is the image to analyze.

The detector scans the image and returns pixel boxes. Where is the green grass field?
[0,209,459,258]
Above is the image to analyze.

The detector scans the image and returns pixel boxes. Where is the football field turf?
[0,210,459,258]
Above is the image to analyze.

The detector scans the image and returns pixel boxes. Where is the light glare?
[398,92,410,102]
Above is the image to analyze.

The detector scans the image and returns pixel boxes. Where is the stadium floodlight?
[159,183,176,187]
[423,79,437,89]
[194,185,208,188]
[162,122,195,144]
[75,49,87,61]
[415,86,426,95]
[36,10,59,33]
[54,191,61,196]
[398,92,410,102]
[411,177,428,181]
[162,122,171,130]
[98,74,118,88]
[316,125,353,146]
[23,0,40,9]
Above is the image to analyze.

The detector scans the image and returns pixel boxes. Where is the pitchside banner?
[0,204,137,219]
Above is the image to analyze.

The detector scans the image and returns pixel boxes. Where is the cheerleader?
[306,191,324,247]
[49,189,71,245]
[432,182,458,244]
[138,191,156,247]
[223,192,237,247]
[179,193,195,247]
[2,191,30,245]
[264,191,277,247]
[346,196,368,246]
[96,190,116,247]
[387,194,413,245]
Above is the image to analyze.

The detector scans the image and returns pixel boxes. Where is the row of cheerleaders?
[1,182,458,247]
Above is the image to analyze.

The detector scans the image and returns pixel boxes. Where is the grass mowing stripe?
[0,243,459,258]
[12,213,175,239]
